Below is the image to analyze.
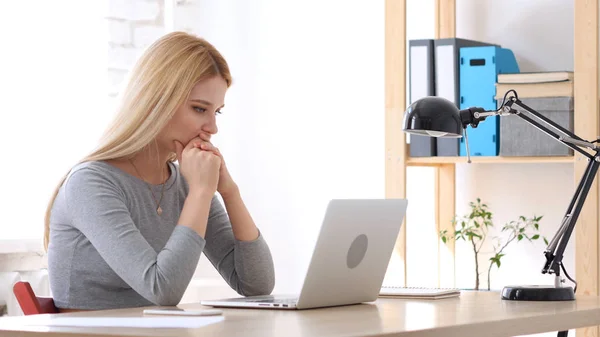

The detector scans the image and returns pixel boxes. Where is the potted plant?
[440,198,547,291]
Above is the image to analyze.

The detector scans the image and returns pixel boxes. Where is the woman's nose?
[202,117,218,135]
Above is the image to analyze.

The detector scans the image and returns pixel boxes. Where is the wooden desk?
[2,291,600,337]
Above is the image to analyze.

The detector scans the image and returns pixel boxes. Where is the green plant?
[440,198,547,290]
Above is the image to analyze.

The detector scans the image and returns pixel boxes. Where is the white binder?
[408,39,436,157]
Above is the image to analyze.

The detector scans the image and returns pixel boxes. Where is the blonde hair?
[43,31,232,250]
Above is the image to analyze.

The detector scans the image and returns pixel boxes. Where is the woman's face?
[160,76,228,151]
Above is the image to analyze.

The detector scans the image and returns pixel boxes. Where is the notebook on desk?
[379,286,461,300]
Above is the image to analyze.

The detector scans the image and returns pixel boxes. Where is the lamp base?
[501,285,575,301]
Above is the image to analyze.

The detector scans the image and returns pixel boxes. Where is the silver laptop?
[201,198,408,310]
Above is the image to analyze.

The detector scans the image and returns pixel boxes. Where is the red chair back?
[12,281,59,315]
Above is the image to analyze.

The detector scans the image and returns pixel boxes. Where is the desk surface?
[2,291,600,337]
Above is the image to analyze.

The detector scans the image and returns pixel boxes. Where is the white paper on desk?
[12,316,224,328]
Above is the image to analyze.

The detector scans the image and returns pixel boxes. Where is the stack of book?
[495,71,573,99]
[494,71,574,157]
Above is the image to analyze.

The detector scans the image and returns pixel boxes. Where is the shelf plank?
[434,0,456,289]
[407,156,575,165]
[575,1,599,337]
[436,164,455,288]
[385,0,407,286]
[434,0,455,39]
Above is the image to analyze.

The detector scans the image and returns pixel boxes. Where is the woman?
[44,32,275,311]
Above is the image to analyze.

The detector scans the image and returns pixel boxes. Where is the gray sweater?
[47,160,275,310]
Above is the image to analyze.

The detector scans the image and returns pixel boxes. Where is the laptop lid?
[295,198,407,309]
[200,198,408,310]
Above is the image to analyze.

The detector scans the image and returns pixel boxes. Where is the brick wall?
[106,0,166,98]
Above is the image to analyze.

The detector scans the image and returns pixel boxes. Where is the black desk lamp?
[403,90,600,302]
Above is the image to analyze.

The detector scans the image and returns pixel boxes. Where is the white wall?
[404,1,438,288]
[0,1,166,243]
[456,0,574,72]
[174,0,385,294]
[0,1,107,242]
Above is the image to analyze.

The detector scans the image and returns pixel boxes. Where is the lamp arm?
[461,94,600,285]
[509,98,599,280]
[542,157,600,278]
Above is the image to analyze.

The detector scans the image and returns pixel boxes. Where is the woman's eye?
[193,106,206,113]
[216,110,222,115]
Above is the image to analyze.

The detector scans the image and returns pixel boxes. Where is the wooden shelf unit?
[407,156,576,166]
[385,1,599,336]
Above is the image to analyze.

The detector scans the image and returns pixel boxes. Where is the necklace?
[129,158,167,216]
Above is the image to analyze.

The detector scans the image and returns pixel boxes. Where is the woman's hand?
[192,134,238,197]
[174,137,221,196]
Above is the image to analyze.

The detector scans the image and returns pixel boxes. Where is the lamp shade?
[402,96,463,138]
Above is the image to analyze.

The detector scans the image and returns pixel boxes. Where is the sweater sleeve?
[203,196,275,296]
[64,168,205,306]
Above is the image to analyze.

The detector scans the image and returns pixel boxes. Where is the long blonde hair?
[43,31,232,250]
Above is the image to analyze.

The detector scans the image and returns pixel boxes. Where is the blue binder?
[459,46,519,156]
[433,38,498,156]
